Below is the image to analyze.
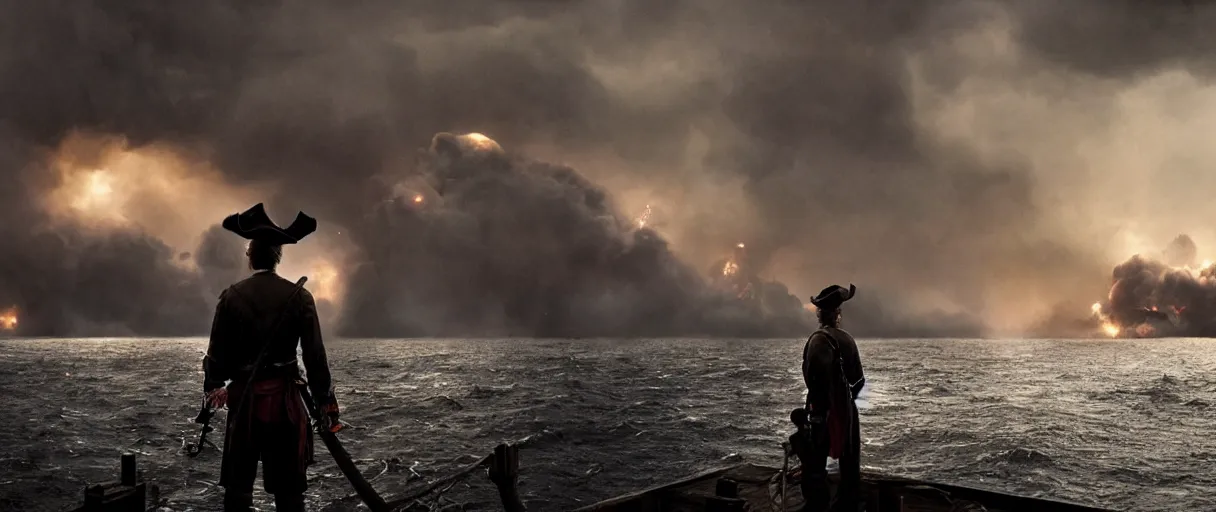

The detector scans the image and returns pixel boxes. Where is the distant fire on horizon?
[1090,235,1216,338]
[0,307,18,331]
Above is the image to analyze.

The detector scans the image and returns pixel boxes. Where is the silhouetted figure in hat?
[799,284,865,511]
[202,204,340,512]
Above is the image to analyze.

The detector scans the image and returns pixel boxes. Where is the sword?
[183,398,218,457]
[296,381,389,512]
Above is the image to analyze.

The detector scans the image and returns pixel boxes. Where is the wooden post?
[70,454,146,511]
[715,478,739,498]
[120,453,136,486]
[488,443,527,512]
[706,478,746,512]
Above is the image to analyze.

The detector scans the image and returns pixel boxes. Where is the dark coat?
[203,270,338,494]
[802,326,865,459]
[203,270,336,406]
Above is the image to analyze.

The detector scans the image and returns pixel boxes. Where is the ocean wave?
[2,338,1216,511]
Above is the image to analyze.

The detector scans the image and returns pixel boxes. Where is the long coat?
[802,326,865,458]
[203,270,338,492]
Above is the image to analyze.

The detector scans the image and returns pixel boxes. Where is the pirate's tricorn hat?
[810,284,856,311]
[221,203,317,245]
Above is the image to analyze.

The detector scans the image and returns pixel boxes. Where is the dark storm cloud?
[1012,0,1216,78]
[1,0,1212,337]
[194,225,248,300]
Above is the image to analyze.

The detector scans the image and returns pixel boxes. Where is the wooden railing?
[66,453,146,512]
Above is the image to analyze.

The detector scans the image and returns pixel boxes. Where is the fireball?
[722,260,740,277]
[1102,322,1120,338]
[0,307,18,331]
[460,132,503,153]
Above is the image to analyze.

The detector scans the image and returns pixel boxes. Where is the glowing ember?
[413,194,424,204]
[636,204,653,228]
[0,307,17,331]
[722,260,739,277]
[737,243,745,249]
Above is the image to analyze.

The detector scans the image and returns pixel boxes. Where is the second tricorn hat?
[809,284,856,311]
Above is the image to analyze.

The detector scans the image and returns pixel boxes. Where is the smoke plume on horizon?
[2,0,1215,338]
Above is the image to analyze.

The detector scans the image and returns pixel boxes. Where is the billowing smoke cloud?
[1092,235,1216,338]
[338,133,808,337]
[1,0,1213,338]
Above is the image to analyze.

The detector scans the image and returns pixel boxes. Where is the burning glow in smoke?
[308,259,342,302]
[43,133,267,253]
[278,257,344,304]
[52,167,125,225]
[75,170,115,211]
[0,307,17,331]
[462,132,503,153]
[636,204,653,228]
[1092,301,1121,337]
[413,194,424,204]
[712,242,757,300]
[1092,236,1216,338]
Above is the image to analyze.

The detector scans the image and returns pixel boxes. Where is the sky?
[2,0,1215,338]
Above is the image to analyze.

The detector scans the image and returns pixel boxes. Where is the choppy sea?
[1,338,1213,511]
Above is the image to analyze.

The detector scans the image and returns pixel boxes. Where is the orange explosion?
[1090,256,1216,338]
[0,307,18,331]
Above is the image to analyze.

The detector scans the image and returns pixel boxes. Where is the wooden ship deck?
[70,450,1118,511]
[574,463,1115,512]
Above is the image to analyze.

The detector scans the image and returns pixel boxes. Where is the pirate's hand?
[206,388,228,409]
[320,402,341,432]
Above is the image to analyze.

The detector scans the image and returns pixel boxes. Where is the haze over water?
[1,337,1212,511]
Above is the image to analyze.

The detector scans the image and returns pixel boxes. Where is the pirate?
[202,203,340,511]
[799,284,865,511]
